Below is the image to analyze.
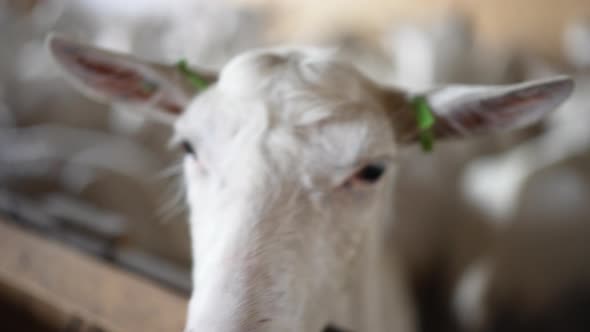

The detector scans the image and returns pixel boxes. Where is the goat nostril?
[322,325,352,332]
[257,318,271,324]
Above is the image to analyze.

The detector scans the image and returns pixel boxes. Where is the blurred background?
[1,0,590,331]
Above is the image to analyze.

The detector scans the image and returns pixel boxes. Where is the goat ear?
[46,34,217,122]
[393,76,574,144]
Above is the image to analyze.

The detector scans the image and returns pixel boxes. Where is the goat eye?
[355,164,385,183]
[180,140,196,156]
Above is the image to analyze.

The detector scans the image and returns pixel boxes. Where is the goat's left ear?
[392,76,574,144]
[46,34,217,122]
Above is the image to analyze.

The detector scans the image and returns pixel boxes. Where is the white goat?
[47,35,572,332]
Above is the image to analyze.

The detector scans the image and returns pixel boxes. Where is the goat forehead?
[217,46,381,105]
[181,48,388,131]
[180,91,392,156]
[176,47,395,174]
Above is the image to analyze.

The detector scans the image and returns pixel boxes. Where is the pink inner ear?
[77,56,157,96]
[435,83,568,138]
[77,57,184,114]
[51,37,184,114]
[480,88,549,118]
[59,45,182,114]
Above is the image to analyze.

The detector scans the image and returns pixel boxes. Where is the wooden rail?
[0,220,187,332]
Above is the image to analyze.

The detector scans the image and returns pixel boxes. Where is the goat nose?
[323,325,352,332]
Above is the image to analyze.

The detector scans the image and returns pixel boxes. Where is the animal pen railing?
[0,219,187,332]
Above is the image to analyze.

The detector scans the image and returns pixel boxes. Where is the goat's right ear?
[47,34,217,122]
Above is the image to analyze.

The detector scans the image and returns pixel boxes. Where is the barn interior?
[1,0,590,331]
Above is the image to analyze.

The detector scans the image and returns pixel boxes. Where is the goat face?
[48,35,573,331]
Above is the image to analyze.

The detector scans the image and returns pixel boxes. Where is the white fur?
[175,48,416,332]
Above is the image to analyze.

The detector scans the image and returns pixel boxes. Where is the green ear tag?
[411,96,436,152]
[176,59,209,92]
